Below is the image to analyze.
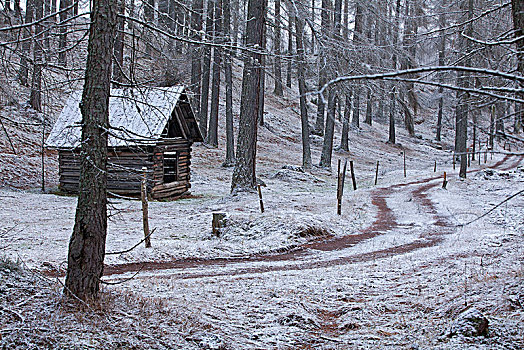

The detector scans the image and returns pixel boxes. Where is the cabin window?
[163,151,179,183]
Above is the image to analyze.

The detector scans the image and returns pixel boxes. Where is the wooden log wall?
[58,139,193,200]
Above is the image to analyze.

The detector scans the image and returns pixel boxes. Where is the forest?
[0,0,523,348]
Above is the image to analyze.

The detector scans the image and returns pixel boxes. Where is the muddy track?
[45,155,522,280]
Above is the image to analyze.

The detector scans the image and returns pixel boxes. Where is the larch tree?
[293,2,312,169]
[207,0,222,147]
[273,0,283,96]
[190,0,204,122]
[29,0,43,111]
[199,0,214,139]
[64,0,117,301]
[231,0,266,193]
[223,0,235,167]
[512,0,524,133]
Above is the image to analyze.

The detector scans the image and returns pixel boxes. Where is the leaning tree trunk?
[231,0,266,192]
[207,0,222,147]
[294,11,312,169]
[223,0,235,166]
[64,0,117,301]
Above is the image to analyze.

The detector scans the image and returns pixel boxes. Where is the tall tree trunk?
[207,0,222,147]
[258,20,266,126]
[401,0,416,136]
[30,0,43,111]
[351,88,360,128]
[319,89,336,169]
[223,0,235,166]
[435,0,446,141]
[273,0,283,96]
[364,88,372,125]
[388,87,396,144]
[339,93,351,151]
[455,0,473,178]
[294,11,312,169]
[18,0,34,86]
[231,0,266,192]
[190,0,204,125]
[14,0,20,17]
[58,0,70,66]
[112,0,125,86]
[199,0,214,139]
[285,2,293,88]
[64,0,117,301]
[512,0,524,133]
[4,0,10,11]
[313,0,331,136]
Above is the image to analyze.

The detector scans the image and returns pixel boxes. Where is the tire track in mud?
[46,155,522,280]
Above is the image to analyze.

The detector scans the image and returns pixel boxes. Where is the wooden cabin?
[46,86,203,200]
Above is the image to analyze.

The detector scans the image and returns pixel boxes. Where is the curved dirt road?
[94,154,522,281]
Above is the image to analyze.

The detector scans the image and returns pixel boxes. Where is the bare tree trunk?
[455,0,473,178]
[18,0,34,86]
[64,0,117,301]
[14,0,20,17]
[351,88,360,128]
[364,88,372,125]
[294,11,312,169]
[207,0,222,147]
[512,0,524,133]
[400,0,416,136]
[223,0,235,166]
[30,0,43,111]
[112,0,125,86]
[319,89,336,169]
[273,0,283,96]
[190,0,203,124]
[231,0,266,192]
[58,0,70,66]
[388,87,396,144]
[313,0,331,136]
[199,0,214,139]
[339,93,351,151]
[435,0,446,141]
[285,1,293,88]
[258,21,266,126]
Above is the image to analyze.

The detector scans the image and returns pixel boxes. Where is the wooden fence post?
[434,160,437,172]
[337,159,347,215]
[141,167,151,248]
[257,184,264,213]
[442,171,448,189]
[374,160,379,186]
[453,152,456,170]
[349,160,357,190]
[403,151,406,177]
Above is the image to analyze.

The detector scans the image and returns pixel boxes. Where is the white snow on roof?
[46,85,186,148]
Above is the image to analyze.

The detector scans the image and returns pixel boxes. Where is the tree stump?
[212,212,227,237]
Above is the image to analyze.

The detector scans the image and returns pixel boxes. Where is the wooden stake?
[337,159,348,215]
[374,160,379,186]
[212,212,226,236]
[141,167,151,248]
[350,160,357,190]
[403,152,406,177]
[442,171,448,189]
[467,148,471,167]
[484,149,487,163]
[453,152,456,170]
[257,184,264,213]
[434,160,437,172]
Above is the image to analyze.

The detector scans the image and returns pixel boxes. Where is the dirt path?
[44,155,522,280]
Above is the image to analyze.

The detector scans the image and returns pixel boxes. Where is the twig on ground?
[106,228,157,255]
[457,188,524,227]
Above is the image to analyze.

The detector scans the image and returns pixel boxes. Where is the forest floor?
[1,78,524,348]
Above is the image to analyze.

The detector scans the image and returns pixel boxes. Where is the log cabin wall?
[58,138,192,200]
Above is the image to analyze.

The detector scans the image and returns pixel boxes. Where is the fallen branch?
[457,188,524,227]
[100,264,145,285]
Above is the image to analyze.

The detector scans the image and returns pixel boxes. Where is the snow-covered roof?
[46,85,197,148]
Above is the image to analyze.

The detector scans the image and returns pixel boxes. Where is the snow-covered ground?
[1,71,523,348]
